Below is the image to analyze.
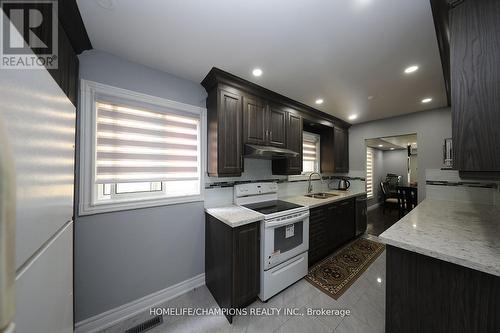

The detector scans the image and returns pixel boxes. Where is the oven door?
[262,211,309,270]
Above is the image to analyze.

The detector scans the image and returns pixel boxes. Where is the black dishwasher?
[355,194,367,236]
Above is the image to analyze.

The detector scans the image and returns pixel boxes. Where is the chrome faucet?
[307,172,322,194]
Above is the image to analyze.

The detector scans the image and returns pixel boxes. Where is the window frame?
[288,131,321,181]
[79,80,206,215]
[302,131,321,174]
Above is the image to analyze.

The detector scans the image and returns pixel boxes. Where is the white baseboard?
[367,203,380,211]
[75,273,205,333]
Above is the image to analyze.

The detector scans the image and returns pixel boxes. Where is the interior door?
[267,105,287,148]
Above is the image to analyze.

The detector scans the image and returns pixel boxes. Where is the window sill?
[79,194,204,216]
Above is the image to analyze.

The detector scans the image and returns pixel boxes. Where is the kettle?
[338,179,350,191]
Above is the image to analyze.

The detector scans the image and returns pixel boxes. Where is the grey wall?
[382,150,408,183]
[350,107,451,201]
[75,50,207,322]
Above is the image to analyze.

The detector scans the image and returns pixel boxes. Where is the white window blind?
[95,101,200,184]
[366,148,374,198]
[303,132,320,173]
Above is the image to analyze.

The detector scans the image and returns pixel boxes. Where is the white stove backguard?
[234,182,279,205]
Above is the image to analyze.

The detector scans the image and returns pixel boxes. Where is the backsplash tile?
[425,169,499,205]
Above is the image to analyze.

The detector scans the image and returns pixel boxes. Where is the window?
[302,131,320,174]
[79,80,206,215]
[366,147,374,198]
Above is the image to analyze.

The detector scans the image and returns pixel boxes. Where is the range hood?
[244,144,299,159]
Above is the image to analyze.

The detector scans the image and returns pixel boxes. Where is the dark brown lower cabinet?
[386,245,500,333]
[205,214,260,323]
[308,198,356,266]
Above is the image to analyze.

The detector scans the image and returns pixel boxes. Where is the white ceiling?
[77,0,447,124]
[366,134,417,150]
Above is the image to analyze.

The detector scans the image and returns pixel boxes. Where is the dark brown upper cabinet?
[243,99,287,148]
[267,105,287,148]
[448,0,500,178]
[320,125,349,173]
[242,96,267,145]
[272,112,303,175]
[201,68,351,177]
[206,86,243,177]
[333,126,349,173]
[48,25,79,106]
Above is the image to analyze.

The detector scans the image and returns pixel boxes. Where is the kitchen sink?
[304,192,339,199]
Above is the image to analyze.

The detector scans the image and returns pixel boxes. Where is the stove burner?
[242,200,303,215]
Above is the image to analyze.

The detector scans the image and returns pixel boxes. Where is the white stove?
[234,182,309,301]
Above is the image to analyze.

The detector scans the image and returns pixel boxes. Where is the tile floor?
[103,238,386,333]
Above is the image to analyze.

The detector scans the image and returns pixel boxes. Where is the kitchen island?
[379,199,500,333]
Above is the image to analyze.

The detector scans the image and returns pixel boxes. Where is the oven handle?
[265,212,309,229]
[270,254,305,275]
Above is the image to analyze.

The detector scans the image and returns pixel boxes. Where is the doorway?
[364,134,418,236]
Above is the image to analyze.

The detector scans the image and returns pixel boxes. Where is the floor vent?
[124,315,163,333]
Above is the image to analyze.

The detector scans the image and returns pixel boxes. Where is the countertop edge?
[205,207,264,228]
[379,236,500,277]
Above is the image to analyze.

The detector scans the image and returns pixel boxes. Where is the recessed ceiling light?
[348,114,358,120]
[390,148,395,150]
[404,65,419,74]
[421,97,432,103]
[378,144,383,147]
[315,99,324,105]
[377,277,382,283]
[367,95,375,100]
[95,0,116,10]
[252,68,263,77]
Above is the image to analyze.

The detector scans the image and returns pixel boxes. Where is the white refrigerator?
[0,30,75,333]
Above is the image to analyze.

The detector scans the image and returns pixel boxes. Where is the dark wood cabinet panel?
[267,105,287,148]
[320,127,335,173]
[309,208,328,266]
[337,199,355,245]
[450,0,500,175]
[232,224,260,307]
[219,89,242,175]
[308,199,356,266]
[386,245,500,333]
[205,215,260,323]
[272,113,303,175]
[206,87,243,177]
[243,96,267,145]
[333,126,349,173]
[320,125,349,173]
[46,24,79,106]
[243,100,287,148]
[287,113,303,173]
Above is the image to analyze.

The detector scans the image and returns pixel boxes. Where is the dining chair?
[380,181,398,214]
[397,186,418,218]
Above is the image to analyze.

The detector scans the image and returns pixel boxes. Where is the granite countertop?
[281,189,366,208]
[379,199,500,277]
[205,205,264,228]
